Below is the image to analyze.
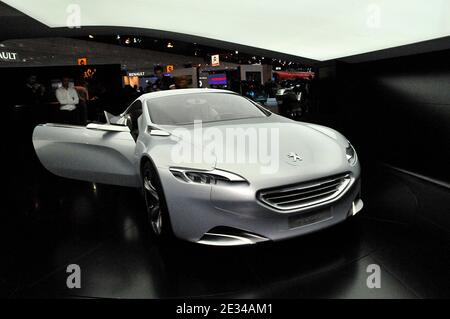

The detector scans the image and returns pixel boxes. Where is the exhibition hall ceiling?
[3,0,450,61]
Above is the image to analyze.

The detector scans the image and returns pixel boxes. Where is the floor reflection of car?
[32,89,363,246]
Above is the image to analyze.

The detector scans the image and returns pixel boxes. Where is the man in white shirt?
[56,77,79,111]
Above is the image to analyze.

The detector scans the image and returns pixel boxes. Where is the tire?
[141,160,173,241]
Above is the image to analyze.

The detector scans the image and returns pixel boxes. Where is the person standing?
[24,75,46,105]
[153,65,172,91]
[23,75,47,125]
[55,77,79,124]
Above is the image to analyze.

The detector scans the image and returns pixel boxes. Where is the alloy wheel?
[143,172,162,236]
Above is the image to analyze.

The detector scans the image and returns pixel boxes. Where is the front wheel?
[142,161,173,241]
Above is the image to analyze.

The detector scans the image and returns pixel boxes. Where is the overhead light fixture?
[125,38,131,44]
[88,34,94,39]
[167,42,174,48]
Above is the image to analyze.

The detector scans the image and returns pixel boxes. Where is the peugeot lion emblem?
[287,152,302,162]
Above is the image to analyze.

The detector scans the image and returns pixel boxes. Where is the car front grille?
[257,173,352,211]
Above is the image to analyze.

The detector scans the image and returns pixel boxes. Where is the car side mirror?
[104,110,114,124]
[86,123,130,132]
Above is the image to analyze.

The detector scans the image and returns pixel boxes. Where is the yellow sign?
[166,65,174,73]
[77,57,88,65]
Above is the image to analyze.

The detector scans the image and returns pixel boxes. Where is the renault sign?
[0,51,18,61]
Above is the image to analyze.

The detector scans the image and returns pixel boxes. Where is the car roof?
[139,88,238,101]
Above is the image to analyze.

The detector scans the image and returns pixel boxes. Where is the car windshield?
[146,92,268,125]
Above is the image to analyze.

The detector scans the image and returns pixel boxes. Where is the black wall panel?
[314,51,450,183]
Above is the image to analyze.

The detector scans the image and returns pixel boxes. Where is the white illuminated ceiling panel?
[3,0,450,61]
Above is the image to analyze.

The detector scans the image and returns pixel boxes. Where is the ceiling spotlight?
[125,38,131,44]
[235,50,239,54]
[88,35,94,39]
[116,35,120,40]
[167,42,174,48]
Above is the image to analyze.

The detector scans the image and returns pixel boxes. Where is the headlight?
[346,143,357,166]
[169,168,247,185]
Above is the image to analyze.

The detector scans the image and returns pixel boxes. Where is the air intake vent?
[258,174,352,211]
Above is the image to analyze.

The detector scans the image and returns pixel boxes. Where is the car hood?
[162,115,351,188]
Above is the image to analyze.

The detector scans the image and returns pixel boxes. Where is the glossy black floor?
[2,138,450,298]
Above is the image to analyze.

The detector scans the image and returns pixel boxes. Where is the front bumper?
[160,169,362,245]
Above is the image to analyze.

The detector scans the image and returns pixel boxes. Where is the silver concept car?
[33,89,363,246]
